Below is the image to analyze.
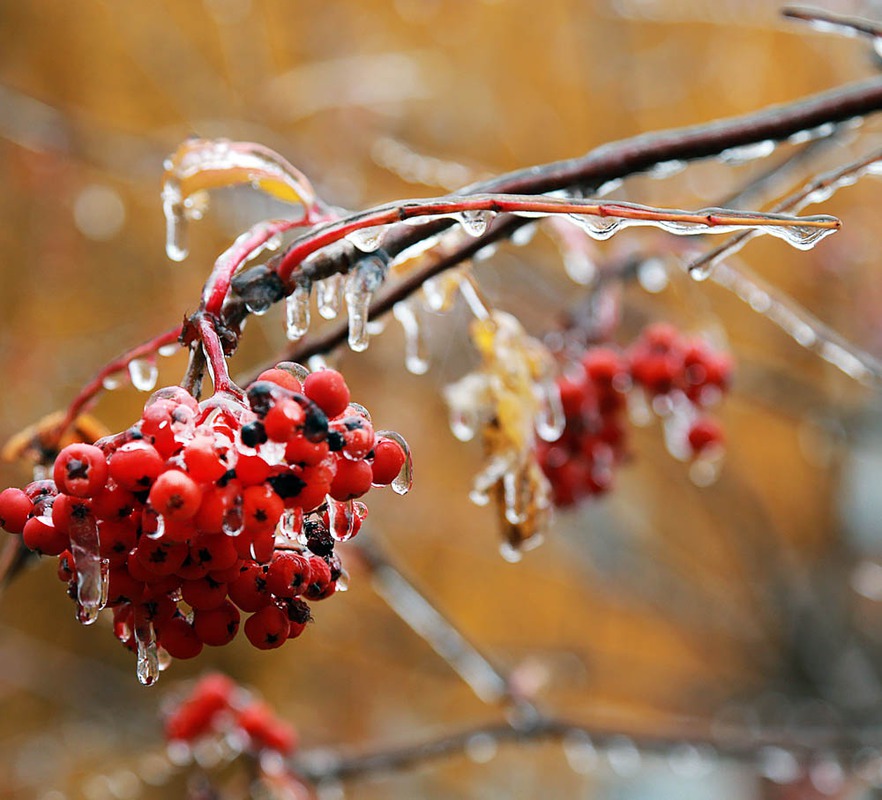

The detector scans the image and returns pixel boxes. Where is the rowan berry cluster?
[537,323,731,507]
[164,672,297,757]
[0,365,410,683]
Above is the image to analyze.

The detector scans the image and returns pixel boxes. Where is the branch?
[783,6,882,44]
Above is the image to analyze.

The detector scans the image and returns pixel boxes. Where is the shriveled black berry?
[267,472,306,499]
[326,430,345,452]
[241,421,268,448]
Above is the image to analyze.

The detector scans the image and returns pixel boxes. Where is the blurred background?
[4,0,882,797]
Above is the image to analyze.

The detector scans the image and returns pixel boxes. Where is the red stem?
[55,325,183,441]
[197,316,237,396]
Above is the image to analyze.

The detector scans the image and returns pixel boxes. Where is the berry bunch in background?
[164,673,309,797]
[538,323,732,508]
[0,365,410,685]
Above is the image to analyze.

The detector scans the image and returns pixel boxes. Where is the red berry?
[183,434,229,483]
[149,470,202,521]
[256,368,303,394]
[266,552,311,598]
[244,604,289,649]
[108,441,165,491]
[0,488,33,533]
[53,444,108,498]
[157,615,203,660]
[22,515,68,556]
[182,575,228,610]
[263,398,305,443]
[329,459,373,501]
[303,369,350,418]
[242,485,284,534]
[228,563,273,612]
[687,418,725,455]
[193,599,240,646]
[236,702,298,754]
[370,439,406,485]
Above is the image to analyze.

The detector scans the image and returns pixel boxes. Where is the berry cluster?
[164,672,297,757]
[0,365,410,683]
[537,323,731,507]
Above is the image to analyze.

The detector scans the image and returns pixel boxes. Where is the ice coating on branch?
[393,300,429,375]
[162,138,318,262]
[202,220,286,305]
[689,151,882,281]
[69,512,109,625]
[444,311,558,551]
[285,281,311,341]
[129,358,159,393]
[346,225,391,253]
[710,260,881,384]
[344,256,386,352]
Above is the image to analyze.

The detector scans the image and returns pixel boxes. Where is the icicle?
[458,276,491,320]
[534,378,565,442]
[161,176,188,262]
[278,508,302,541]
[689,448,724,487]
[661,395,695,462]
[376,430,413,495]
[458,209,494,238]
[344,257,386,352]
[316,274,343,320]
[326,499,357,542]
[393,301,429,375]
[135,621,160,686]
[146,514,166,540]
[502,470,527,525]
[222,500,244,536]
[606,736,641,776]
[129,358,159,392]
[345,224,390,253]
[69,512,108,625]
[285,281,311,341]
[499,541,523,563]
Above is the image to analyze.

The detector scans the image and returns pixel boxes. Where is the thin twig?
[783,6,882,42]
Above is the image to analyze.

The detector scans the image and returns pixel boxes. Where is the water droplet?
[718,140,776,164]
[567,213,621,240]
[689,448,724,487]
[458,209,494,238]
[102,374,123,391]
[606,736,641,776]
[511,222,538,247]
[809,756,845,795]
[563,250,597,285]
[346,225,389,253]
[465,733,497,763]
[637,258,669,293]
[449,408,478,441]
[758,746,801,785]
[393,301,430,375]
[129,359,159,393]
[499,541,523,563]
[285,281,311,341]
[158,343,179,357]
[648,159,686,179]
[563,730,598,774]
[317,274,343,320]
